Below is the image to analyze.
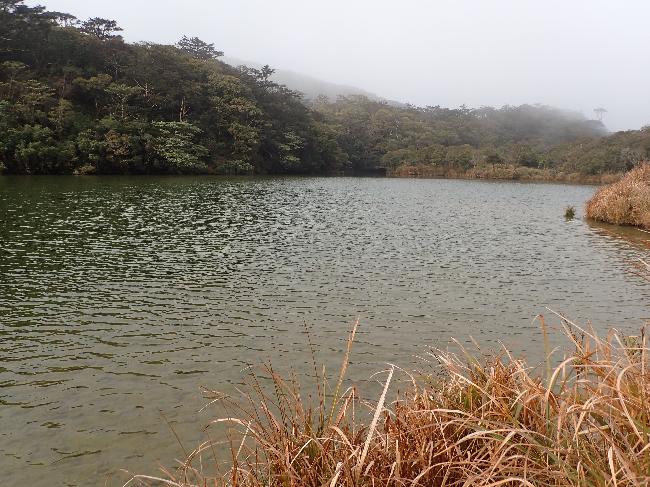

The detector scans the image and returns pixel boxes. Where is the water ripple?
[0,176,648,486]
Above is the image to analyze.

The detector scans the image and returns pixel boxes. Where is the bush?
[586,162,650,229]
[215,159,254,175]
[73,163,97,175]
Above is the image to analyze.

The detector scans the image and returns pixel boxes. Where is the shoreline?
[0,169,620,186]
[387,163,622,185]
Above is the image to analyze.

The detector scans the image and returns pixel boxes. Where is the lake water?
[1,176,649,486]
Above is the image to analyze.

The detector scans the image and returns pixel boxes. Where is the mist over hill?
[224,56,402,105]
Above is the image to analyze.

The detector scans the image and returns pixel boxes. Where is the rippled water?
[1,176,648,486]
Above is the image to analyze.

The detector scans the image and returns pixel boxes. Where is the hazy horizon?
[27,0,650,131]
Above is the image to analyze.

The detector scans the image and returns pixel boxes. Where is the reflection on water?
[0,176,648,486]
[586,218,650,250]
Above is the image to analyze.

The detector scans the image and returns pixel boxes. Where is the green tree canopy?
[80,17,122,40]
[176,36,223,60]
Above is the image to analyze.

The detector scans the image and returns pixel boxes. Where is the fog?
[30,0,650,131]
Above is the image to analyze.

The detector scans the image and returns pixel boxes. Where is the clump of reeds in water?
[127,269,650,486]
[565,205,576,220]
[586,162,650,229]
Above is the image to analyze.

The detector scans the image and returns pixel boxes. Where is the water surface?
[1,176,648,486]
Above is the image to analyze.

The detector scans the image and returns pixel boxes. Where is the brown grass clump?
[586,163,650,229]
[125,304,650,487]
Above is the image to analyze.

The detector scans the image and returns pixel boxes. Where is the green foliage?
[0,0,348,174]
[215,159,254,175]
[547,128,650,175]
[9,124,73,173]
[514,144,539,168]
[228,121,259,161]
[565,206,576,220]
[176,36,223,60]
[48,98,75,133]
[0,0,642,177]
[75,129,104,165]
[79,17,122,40]
[151,121,208,169]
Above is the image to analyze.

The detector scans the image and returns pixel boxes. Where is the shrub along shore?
[586,163,650,230]
[389,163,623,184]
[127,262,650,487]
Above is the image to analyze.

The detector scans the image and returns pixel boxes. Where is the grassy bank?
[389,163,622,185]
[128,261,650,487]
[586,163,650,230]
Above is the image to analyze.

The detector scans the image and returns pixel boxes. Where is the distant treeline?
[1,1,648,176]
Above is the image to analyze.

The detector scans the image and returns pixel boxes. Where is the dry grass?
[389,163,622,185]
[125,293,650,487]
[586,163,650,230]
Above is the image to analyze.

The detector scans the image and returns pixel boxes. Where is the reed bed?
[127,261,650,487]
[586,163,650,230]
[389,164,622,184]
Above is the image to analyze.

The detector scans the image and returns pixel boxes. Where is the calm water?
[1,176,649,486]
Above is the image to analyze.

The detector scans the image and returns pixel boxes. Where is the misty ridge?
[223,56,395,105]
[1,0,649,179]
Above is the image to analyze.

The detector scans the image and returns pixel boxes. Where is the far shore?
[388,163,622,185]
[0,165,621,186]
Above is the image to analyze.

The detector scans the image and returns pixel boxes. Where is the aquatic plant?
[586,163,650,229]
[564,205,576,219]
[126,301,650,487]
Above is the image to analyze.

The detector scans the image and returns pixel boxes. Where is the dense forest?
[1,0,649,177]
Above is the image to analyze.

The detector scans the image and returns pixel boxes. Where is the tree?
[73,74,112,115]
[47,11,77,27]
[514,144,539,168]
[176,36,223,60]
[0,0,52,64]
[593,107,607,122]
[277,130,304,170]
[11,124,62,173]
[48,98,74,134]
[151,121,208,169]
[105,83,142,120]
[0,0,22,10]
[13,79,55,123]
[445,145,474,170]
[80,18,123,40]
[0,60,27,99]
[228,121,259,162]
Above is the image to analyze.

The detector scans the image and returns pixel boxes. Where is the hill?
[0,1,637,178]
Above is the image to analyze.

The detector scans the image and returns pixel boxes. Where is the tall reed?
[126,262,650,487]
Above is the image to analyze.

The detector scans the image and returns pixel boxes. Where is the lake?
[1,176,648,486]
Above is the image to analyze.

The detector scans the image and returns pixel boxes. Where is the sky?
[28,0,650,131]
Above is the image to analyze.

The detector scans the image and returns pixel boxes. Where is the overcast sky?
[29,0,650,131]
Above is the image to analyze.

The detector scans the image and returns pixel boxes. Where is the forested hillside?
[0,1,346,175]
[1,0,648,177]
